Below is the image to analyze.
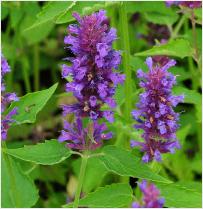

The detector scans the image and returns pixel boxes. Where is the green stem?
[191,10,202,79]
[21,57,31,93]
[5,16,11,37]
[73,154,88,208]
[7,59,15,92]
[34,45,40,91]
[184,19,198,90]
[184,16,202,151]
[191,10,199,64]
[115,122,125,147]
[188,57,198,89]
[171,15,186,39]
[119,2,132,123]
[108,6,119,50]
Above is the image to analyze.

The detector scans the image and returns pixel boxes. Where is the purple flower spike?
[132,180,164,208]
[131,57,184,162]
[1,54,18,140]
[58,117,112,150]
[62,10,124,122]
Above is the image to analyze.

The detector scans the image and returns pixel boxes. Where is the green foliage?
[3,139,71,165]
[134,39,194,58]
[98,145,171,183]
[5,83,58,125]
[173,86,201,106]
[10,5,24,29]
[173,86,202,122]
[23,2,73,31]
[126,1,173,14]
[1,3,9,20]
[157,182,202,208]
[64,183,133,208]
[22,20,54,45]
[2,153,39,207]
[144,12,178,25]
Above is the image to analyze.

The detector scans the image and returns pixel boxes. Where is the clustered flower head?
[1,54,18,140]
[131,57,184,162]
[132,180,164,208]
[58,117,112,150]
[166,1,202,8]
[61,10,125,122]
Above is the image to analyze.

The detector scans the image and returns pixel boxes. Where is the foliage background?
[1,1,202,208]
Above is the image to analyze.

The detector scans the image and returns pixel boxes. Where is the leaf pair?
[3,141,202,208]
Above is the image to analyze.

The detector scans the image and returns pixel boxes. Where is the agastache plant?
[61,10,125,122]
[131,57,184,163]
[59,10,125,151]
[132,180,164,208]
[1,54,18,140]
[58,10,124,208]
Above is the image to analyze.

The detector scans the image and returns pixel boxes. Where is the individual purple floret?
[59,117,112,150]
[130,57,184,162]
[61,10,125,122]
[166,1,202,8]
[132,180,164,208]
[1,54,18,140]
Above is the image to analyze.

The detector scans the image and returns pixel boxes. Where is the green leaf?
[22,19,54,45]
[173,86,201,105]
[177,181,202,193]
[18,2,52,45]
[173,86,202,123]
[130,56,147,72]
[10,5,24,29]
[134,39,194,59]
[177,124,191,145]
[126,1,174,14]
[98,145,171,183]
[1,3,9,20]
[55,1,106,24]
[4,139,72,165]
[190,154,202,173]
[63,183,133,208]
[24,2,74,31]
[5,83,58,125]
[2,153,39,207]
[169,66,190,82]
[157,182,202,208]
[144,11,178,25]
[194,8,202,24]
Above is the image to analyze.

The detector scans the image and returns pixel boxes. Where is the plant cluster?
[1,1,202,208]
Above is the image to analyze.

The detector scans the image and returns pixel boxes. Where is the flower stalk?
[119,2,132,123]
[73,154,88,208]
